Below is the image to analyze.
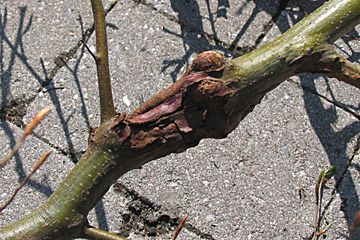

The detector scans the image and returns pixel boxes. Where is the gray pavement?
[0,0,360,239]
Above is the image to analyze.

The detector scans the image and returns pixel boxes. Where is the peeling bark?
[111,51,260,167]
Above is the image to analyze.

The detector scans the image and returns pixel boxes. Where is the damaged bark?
[112,51,242,166]
[107,50,269,177]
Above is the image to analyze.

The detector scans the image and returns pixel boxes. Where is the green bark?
[91,0,115,123]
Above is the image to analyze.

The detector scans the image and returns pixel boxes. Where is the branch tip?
[0,106,53,168]
[0,150,52,213]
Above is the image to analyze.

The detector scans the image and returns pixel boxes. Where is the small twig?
[344,34,360,41]
[80,39,98,61]
[312,176,324,240]
[312,167,336,240]
[83,226,127,240]
[172,214,188,240]
[0,106,53,168]
[0,150,52,213]
[90,0,115,124]
[316,223,333,236]
[296,0,308,16]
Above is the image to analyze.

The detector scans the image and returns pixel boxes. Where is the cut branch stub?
[127,51,228,119]
[184,50,227,75]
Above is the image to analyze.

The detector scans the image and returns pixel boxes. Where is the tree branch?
[295,44,360,88]
[1,0,360,239]
[83,227,127,240]
[90,0,115,123]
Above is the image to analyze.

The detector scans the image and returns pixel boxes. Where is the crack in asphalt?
[115,184,213,238]
[113,181,217,239]
[2,0,121,162]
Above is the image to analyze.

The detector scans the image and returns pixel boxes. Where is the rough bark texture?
[110,51,265,172]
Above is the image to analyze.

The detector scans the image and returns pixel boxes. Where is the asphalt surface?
[0,0,360,239]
